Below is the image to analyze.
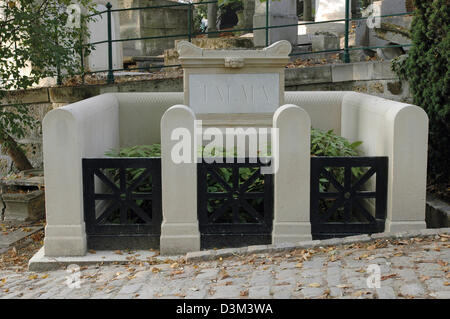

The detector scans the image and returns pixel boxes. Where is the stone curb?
[28,227,450,271]
[185,228,450,263]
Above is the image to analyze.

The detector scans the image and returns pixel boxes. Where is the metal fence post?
[265,0,269,47]
[188,2,192,42]
[79,33,85,85]
[54,25,62,85]
[343,0,350,63]
[106,2,114,84]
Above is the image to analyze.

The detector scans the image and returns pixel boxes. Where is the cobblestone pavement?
[0,234,449,299]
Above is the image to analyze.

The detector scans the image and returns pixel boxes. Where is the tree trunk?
[0,132,33,171]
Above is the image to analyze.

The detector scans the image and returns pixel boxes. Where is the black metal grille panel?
[82,158,162,249]
[197,158,274,249]
[310,156,388,239]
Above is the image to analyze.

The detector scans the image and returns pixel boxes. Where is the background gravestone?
[253,0,298,47]
[118,0,189,57]
[355,0,413,60]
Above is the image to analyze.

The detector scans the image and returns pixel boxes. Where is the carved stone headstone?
[176,40,291,116]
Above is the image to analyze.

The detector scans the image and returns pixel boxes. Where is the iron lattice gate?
[310,156,388,239]
[198,158,274,249]
[82,158,162,249]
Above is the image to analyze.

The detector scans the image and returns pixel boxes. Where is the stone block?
[3,190,45,221]
[312,34,340,52]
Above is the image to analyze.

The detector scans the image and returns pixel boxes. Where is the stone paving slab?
[0,226,43,249]
[0,227,445,299]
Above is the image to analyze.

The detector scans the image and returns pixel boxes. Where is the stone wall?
[0,60,411,175]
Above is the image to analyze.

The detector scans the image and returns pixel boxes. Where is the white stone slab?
[188,73,279,113]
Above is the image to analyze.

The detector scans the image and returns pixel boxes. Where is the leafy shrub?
[391,0,450,183]
[311,129,362,157]
[104,128,362,198]
[105,144,161,158]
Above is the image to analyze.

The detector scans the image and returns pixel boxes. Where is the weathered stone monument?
[356,0,413,60]
[118,0,189,57]
[36,39,428,260]
[253,0,298,47]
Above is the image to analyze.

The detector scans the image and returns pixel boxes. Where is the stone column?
[384,106,428,232]
[272,104,312,244]
[253,0,298,47]
[42,94,120,257]
[160,105,201,255]
[207,2,218,38]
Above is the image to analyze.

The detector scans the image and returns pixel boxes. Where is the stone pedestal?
[253,0,298,47]
[2,190,45,221]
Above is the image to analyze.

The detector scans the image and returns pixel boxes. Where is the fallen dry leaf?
[308,283,321,288]
[240,289,249,297]
[218,269,230,280]
[352,290,365,297]
[151,267,160,273]
[381,274,398,281]
[337,284,353,289]
[419,276,430,282]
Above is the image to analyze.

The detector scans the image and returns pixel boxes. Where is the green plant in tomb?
[105,128,363,202]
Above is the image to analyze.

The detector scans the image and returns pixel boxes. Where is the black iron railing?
[310,156,388,239]
[197,157,273,249]
[80,0,413,84]
[82,157,162,250]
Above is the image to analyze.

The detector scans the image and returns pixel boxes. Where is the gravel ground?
[0,233,449,299]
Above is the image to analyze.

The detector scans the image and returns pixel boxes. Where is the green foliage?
[105,144,161,158]
[0,0,96,167]
[311,128,362,157]
[391,0,450,182]
[218,0,243,8]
